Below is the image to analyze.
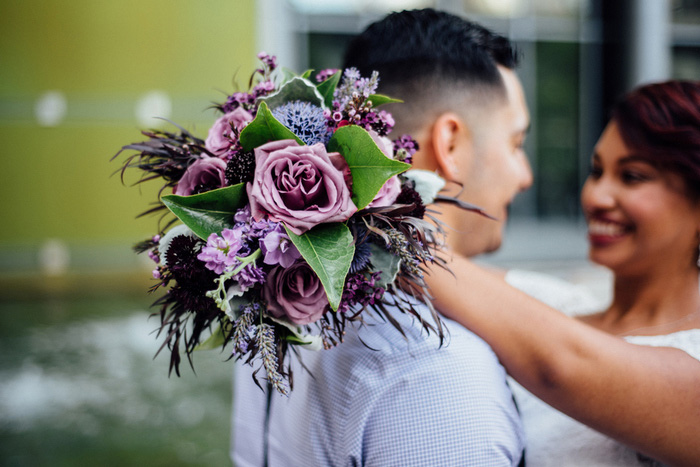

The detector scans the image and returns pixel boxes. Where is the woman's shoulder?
[504,269,603,317]
[624,329,700,363]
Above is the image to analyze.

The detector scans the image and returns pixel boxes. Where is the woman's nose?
[581,177,616,212]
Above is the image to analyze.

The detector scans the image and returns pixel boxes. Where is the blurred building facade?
[0,0,698,276]
[260,0,700,268]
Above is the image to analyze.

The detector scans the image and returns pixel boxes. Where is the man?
[232,9,533,466]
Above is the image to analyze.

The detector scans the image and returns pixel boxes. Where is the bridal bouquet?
[115,53,478,394]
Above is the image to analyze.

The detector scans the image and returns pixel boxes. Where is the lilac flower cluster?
[393,135,420,164]
[326,68,395,136]
[198,227,245,274]
[222,52,278,113]
[233,205,301,267]
[197,204,301,289]
[334,68,379,109]
[337,271,385,314]
[315,68,339,83]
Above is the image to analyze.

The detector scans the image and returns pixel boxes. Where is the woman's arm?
[427,255,700,466]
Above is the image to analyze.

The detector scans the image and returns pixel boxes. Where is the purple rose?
[175,156,227,196]
[264,261,328,325]
[205,108,254,157]
[366,130,401,208]
[369,130,394,158]
[368,175,401,208]
[247,139,357,235]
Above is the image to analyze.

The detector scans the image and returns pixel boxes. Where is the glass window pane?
[672,0,700,24]
[673,46,700,79]
[534,41,581,218]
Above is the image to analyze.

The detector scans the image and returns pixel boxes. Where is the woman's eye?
[621,170,650,184]
[588,166,602,179]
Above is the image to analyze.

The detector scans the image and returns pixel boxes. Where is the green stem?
[206,249,262,313]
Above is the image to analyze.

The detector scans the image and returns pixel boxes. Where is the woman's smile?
[586,217,632,247]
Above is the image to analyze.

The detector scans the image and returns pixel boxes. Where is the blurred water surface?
[0,291,233,466]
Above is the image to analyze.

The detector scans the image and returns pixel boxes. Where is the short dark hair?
[613,80,700,200]
[342,9,519,132]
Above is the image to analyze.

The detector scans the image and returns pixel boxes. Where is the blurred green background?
[0,0,255,257]
[0,2,256,466]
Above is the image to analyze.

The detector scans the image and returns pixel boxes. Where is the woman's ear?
[431,112,471,182]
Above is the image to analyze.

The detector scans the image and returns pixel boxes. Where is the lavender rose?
[368,175,401,208]
[263,261,328,325]
[367,130,401,207]
[205,107,254,157]
[175,156,227,196]
[369,130,394,158]
[247,139,357,235]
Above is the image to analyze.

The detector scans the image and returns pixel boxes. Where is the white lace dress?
[505,269,700,466]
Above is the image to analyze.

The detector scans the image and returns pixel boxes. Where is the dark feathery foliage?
[154,235,222,375]
[225,151,256,185]
[112,124,208,222]
[395,183,426,219]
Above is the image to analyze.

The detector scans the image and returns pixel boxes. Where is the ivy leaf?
[368,93,403,106]
[285,223,354,311]
[258,76,325,110]
[275,67,297,85]
[161,184,247,240]
[239,101,303,151]
[316,70,341,109]
[327,125,411,210]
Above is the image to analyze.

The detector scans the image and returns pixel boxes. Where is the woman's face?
[581,121,700,275]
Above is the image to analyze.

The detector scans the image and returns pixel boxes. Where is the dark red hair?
[613,80,700,199]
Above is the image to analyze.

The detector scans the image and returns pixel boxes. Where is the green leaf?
[161,184,246,240]
[275,66,297,85]
[258,76,324,110]
[285,334,314,345]
[195,317,230,351]
[369,243,401,288]
[316,70,341,109]
[368,94,403,106]
[327,125,411,210]
[239,101,303,151]
[300,69,314,80]
[285,223,354,311]
[269,316,323,349]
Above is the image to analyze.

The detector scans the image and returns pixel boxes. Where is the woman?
[426,80,700,466]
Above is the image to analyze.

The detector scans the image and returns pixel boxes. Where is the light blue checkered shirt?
[231,302,525,466]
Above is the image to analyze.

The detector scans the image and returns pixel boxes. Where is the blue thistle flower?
[271,101,330,145]
[350,236,372,273]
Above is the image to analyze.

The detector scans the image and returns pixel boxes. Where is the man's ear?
[431,112,470,182]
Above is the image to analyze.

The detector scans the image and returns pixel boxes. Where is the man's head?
[343,9,533,257]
